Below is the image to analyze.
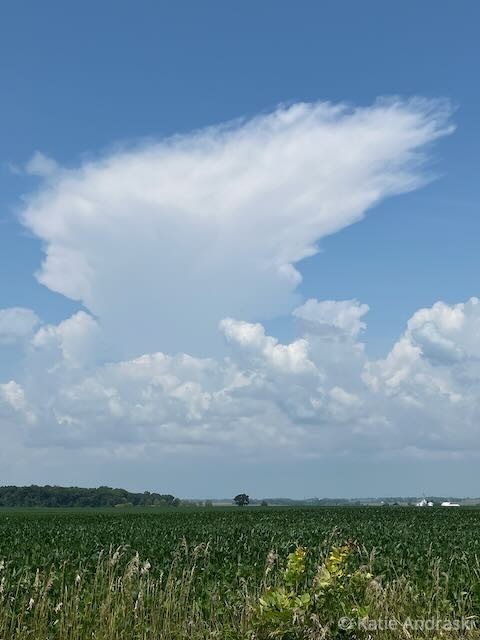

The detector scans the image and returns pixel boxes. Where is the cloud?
[4,305,362,452]
[293,299,369,337]
[25,152,59,178]
[0,381,35,425]
[1,296,479,460]
[363,297,480,453]
[31,311,100,369]
[365,298,480,392]
[220,317,315,374]
[0,308,40,344]
[20,98,452,358]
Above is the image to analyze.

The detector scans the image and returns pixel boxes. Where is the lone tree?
[234,493,249,507]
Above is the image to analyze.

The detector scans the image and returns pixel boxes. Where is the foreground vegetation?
[0,506,479,638]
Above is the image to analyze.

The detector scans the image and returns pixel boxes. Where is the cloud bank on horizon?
[3,97,479,468]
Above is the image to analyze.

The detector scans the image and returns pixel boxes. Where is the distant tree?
[204,500,213,508]
[234,493,249,507]
[260,500,268,507]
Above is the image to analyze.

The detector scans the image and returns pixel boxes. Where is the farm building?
[416,498,434,507]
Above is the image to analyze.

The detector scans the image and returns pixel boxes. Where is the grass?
[1,506,480,638]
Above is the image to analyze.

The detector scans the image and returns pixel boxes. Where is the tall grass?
[1,541,479,639]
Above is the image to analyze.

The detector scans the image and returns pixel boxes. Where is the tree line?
[0,485,180,508]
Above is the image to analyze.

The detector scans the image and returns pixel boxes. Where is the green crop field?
[1,506,479,639]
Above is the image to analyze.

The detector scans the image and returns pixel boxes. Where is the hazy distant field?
[1,507,479,638]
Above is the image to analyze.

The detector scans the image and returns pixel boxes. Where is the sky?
[0,2,479,498]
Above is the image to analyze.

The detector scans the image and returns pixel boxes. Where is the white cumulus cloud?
[0,308,40,344]
[1,297,479,460]
[31,311,100,369]
[293,299,369,337]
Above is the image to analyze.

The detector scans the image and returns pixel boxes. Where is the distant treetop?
[233,493,250,507]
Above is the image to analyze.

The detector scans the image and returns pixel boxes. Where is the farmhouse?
[416,498,434,507]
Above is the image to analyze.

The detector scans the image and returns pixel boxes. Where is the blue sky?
[0,2,479,497]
